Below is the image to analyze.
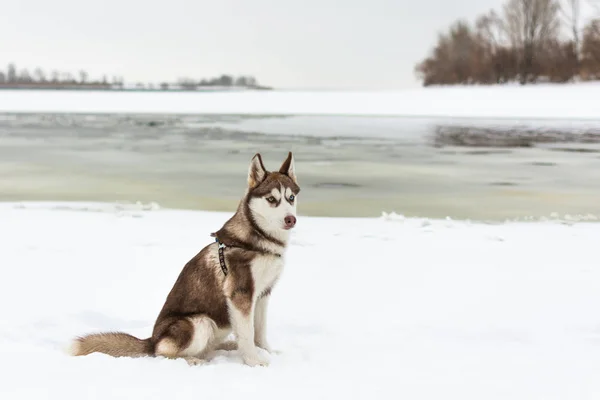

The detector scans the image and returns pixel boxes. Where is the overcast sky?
[0,0,597,90]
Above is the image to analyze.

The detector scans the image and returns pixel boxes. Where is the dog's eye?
[289,194,295,202]
[266,196,276,203]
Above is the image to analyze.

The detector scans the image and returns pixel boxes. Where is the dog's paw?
[184,356,206,366]
[257,344,281,355]
[242,352,270,367]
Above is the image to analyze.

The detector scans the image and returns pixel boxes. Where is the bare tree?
[178,77,198,90]
[19,68,33,83]
[246,76,258,86]
[447,21,480,83]
[476,10,507,48]
[34,67,46,82]
[235,76,248,86]
[79,70,88,84]
[581,19,600,78]
[503,0,562,83]
[415,21,482,85]
[216,74,234,86]
[561,0,581,59]
[475,10,516,82]
[7,63,17,83]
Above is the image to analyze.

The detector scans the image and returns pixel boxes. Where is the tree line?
[0,63,123,88]
[415,0,600,86]
[0,63,269,90]
[175,75,266,90]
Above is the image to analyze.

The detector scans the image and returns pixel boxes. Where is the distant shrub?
[416,0,600,86]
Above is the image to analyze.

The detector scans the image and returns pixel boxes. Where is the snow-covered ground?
[0,82,600,119]
[1,202,600,399]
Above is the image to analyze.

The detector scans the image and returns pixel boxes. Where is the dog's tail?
[67,332,153,358]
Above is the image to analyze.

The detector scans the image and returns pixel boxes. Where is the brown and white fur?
[68,152,300,367]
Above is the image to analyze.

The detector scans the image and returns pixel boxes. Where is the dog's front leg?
[227,296,269,367]
[254,293,273,353]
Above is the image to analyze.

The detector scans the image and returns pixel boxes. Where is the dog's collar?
[210,233,281,276]
[215,237,229,276]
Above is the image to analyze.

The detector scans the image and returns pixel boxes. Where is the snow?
[1,201,600,399]
[0,82,600,119]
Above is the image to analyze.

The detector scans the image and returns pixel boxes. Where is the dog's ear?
[279,152,297,184]
[248,153,268,189]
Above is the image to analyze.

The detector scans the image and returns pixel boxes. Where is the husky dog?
[69,152,300,367]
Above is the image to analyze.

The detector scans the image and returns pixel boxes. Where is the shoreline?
[0,83,599,118]
[2,201,600,224]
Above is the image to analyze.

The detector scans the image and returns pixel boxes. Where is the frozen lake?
[2,112,600,220]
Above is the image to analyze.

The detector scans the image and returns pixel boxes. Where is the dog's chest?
[250,254,284,297]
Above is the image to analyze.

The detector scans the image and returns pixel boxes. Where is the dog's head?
[246,152,300,237]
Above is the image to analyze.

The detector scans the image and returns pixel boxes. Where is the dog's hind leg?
[154,315,216,366]
[214,340,238,351]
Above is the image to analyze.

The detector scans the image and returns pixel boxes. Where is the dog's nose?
[284,215,297,229]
